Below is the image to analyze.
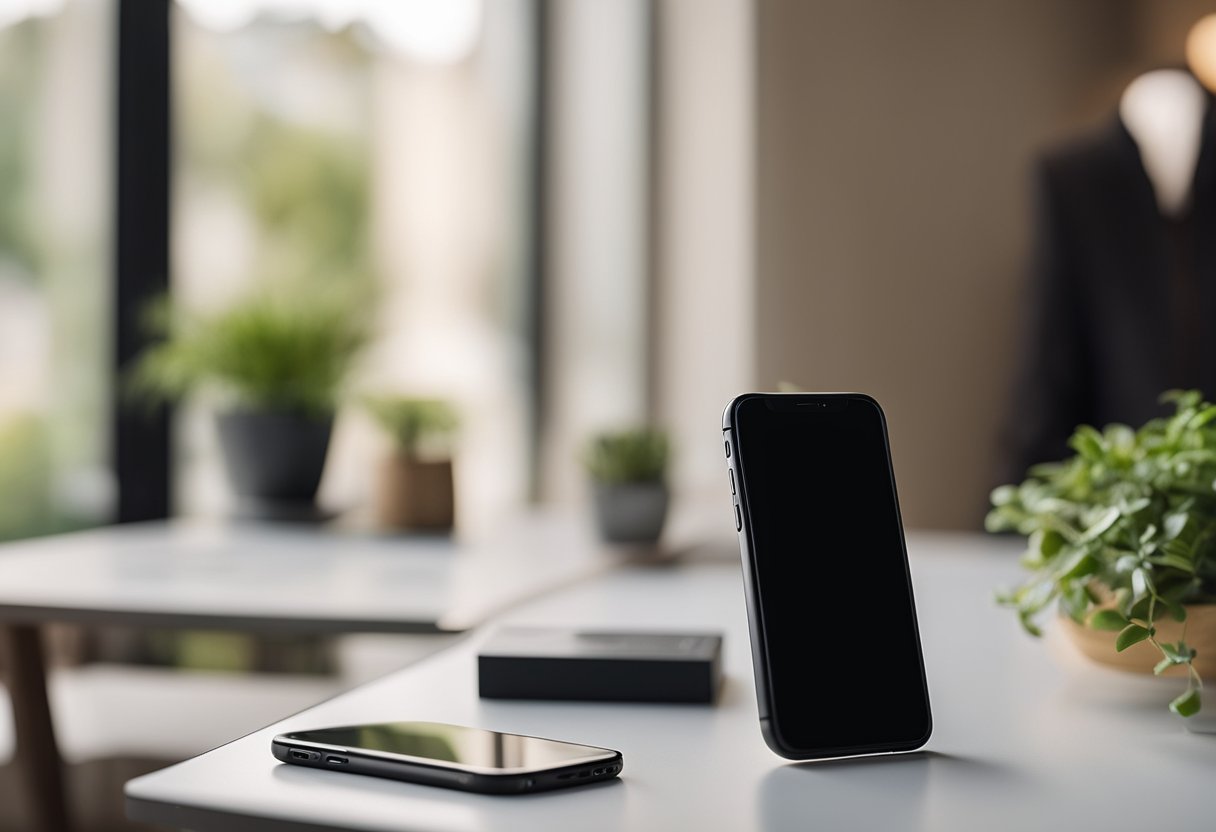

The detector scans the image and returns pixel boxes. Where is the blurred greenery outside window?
[0,1,113,543]
[173,0,534,529]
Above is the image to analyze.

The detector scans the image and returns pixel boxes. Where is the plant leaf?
[1040,529,1065,558]
[1080,507,1120,542]
[1017,610,1042,638]
[1163,513,1189,540]
[1069,425,1105,461]
[1152,642,1181,661]
[1115,553,1140,574]
[1147,555,1195,574]
[1060,584,1090,623]
[1170,688,1201,718]
[1088,610,1129,631]
[990,485,1016,506]
[1128,595,1153,621]
[1115,624,1152,652]
[1122,497,1151,515]
[1189,405,1216,429]
[1132,568,1151,597]
[1155,657,1173,675]
[984,511,1010,533]
[1060,553,1098,580]
[1161,539,1192,560]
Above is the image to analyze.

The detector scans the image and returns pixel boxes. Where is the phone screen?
[734,395,930,753]
[283,722,612,771]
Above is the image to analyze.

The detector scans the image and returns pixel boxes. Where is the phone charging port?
[326,756,348,765]
[289,750,315,761]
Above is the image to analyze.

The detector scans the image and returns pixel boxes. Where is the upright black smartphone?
[272,721,622,795]
[723,393,931,759]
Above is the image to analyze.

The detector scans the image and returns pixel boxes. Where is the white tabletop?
[0,514,619,633]
[125,532,1216,831]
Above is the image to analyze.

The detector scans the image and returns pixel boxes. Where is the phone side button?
[734,505,742,531]
[728,468,735,495]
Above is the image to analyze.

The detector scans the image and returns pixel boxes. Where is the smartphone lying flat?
[723,392,932,760]
[272,721,623,795]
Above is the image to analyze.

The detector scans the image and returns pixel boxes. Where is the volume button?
[734,505,742,531]
[728,468,735,495]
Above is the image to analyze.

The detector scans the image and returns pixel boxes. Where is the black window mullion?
[114,0,172,523]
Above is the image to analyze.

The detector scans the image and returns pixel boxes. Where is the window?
[171,0,538,530]
[0,0,114,541]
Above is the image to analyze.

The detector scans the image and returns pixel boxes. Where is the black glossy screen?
[735,395,930,753]
[286,722,612,770]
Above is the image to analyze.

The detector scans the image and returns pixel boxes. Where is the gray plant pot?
[216,410,333,506]
[592,481,669,545]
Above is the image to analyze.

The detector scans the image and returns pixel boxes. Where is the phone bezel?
[723,391,933,760]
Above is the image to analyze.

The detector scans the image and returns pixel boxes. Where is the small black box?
[478,627,723,704]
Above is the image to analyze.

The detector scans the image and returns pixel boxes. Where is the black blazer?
[1000,103,1216,485]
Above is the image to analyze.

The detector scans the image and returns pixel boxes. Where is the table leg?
[1,624,72,832]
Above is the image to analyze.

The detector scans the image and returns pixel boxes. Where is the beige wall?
[753,0,1137,528]
[1134,0,1216,66]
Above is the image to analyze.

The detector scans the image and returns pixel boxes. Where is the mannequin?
[998,66,1216,486]
[1119,69,1208,217]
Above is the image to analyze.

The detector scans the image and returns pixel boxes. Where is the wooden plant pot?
[375,455,455,532]
[1060,604,1216,678]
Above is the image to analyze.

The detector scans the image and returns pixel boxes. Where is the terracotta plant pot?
[1060,604,1216,678]
[375,455,455,532]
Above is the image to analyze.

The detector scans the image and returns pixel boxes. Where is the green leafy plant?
[365,397,459,458]
[130,288,370,417]
[584,429,669,485]
[987,390,1216,717]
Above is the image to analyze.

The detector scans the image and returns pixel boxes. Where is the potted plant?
[987,390,1216,718]
[366,397,459,532]
[584,428,670,545]
[131,288,369,517]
